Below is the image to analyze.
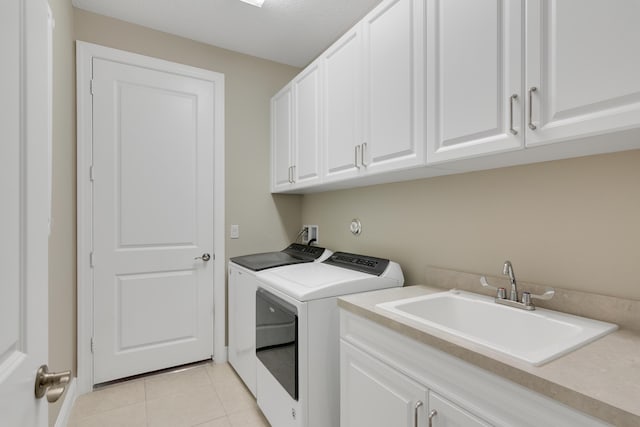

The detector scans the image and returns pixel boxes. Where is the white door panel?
[0,0,51,425]
[340,341,428,427]
[526,0,640,146]
[427,0,523,163]
[271,85,293,191]
[364,0,423,170]
[323,28,363,181]
[92,58,214,384]
[294,63,322,185]
[429,392,492,426]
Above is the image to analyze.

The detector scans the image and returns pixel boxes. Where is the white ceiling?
[72,0,384,68]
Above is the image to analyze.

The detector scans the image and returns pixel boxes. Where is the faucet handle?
[480,276,497,290]
[529,288,555,301]
[480,276,507,299]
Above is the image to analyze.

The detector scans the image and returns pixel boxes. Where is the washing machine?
[254,252,404,427]
[228,243,331,396]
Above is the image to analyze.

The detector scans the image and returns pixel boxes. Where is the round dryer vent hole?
[350,218,362,235]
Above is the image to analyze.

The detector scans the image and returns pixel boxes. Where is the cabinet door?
[323,27,363,183]
[341,340,428,427]
[362,0,426,173]
[428,391,492,427]
[293,61,322,186]
[525,0,640,146]
[426,0,523,164]
[271,84,293,192]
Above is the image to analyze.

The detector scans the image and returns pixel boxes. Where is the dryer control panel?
[323,252,390,276]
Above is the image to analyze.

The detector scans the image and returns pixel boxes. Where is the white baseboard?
[54,377,77,427]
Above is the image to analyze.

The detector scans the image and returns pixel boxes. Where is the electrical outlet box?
[230,224,240,239]
[302,225,319,244]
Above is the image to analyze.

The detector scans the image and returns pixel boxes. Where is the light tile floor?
[67,362,270,427]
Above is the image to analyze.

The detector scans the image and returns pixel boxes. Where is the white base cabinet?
[340,309,610,427]
[341,341,428,427]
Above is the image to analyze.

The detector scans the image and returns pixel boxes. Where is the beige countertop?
[339,285,640,427]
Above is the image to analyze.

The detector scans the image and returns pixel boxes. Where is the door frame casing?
[76,41,226,394]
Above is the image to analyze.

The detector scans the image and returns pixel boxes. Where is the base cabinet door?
[428,391,492,427]
[341,340,428,427]
[525,0,640,146]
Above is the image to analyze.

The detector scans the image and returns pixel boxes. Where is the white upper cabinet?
[293,62,323,186]
[271,0,640,192]
[361,0,426,173]
[323,26,363,183]
[271,84,293,192]
[324,0,425,183]
[271,61,323,192]
[525,0,640,146]
[426,0,524,164]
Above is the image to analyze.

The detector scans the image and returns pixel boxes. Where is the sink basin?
[376,290,618,366]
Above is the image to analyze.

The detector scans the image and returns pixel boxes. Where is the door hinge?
[89,165,94,182]
[89,251,95,268]
[90,337,95,353]
[90,79,94,95]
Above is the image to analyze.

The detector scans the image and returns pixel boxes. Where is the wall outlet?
[302,225,319,244]
[230,224,239,239]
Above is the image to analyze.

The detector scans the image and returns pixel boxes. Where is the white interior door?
[91,57,215,384]
[0,0,51,424]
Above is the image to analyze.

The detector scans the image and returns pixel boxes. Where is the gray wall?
[301,149,640,300]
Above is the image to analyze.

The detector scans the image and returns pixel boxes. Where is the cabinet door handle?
[414,401,424,427]
[509,94,518,135]
[291,165,296,183]
[288,166,293,183]
[428,409,438,427]
[528,86,538,130]
[354,145,361,169]
[361,142,368,167]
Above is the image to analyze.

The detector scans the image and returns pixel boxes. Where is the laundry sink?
[376,290,617,366]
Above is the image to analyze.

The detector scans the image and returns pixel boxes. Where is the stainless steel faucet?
[480,261,556,311]
[502,260,518,301]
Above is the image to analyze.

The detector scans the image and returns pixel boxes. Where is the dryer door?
[256,288,298,400]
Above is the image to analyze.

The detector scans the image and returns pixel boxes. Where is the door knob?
[195,253,211,261]
[34,365,71,403]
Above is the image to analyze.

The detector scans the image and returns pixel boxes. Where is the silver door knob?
[195,253,211,261]
[34,364,71,403]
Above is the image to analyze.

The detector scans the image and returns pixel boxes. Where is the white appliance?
[228,244,331,396]
[255,252,404,427]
